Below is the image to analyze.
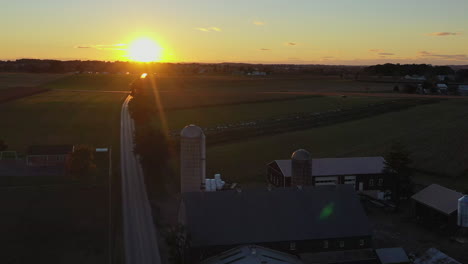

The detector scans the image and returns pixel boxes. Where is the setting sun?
[128,38,162,62]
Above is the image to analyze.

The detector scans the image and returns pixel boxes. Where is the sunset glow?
[128,38,162,62]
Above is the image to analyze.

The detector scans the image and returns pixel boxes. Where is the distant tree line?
[0,59,365,75]
[363,63,455,77]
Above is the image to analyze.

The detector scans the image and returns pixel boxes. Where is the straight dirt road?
[120,95,161,264]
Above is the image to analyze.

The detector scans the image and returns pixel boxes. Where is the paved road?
[121,95,161,264]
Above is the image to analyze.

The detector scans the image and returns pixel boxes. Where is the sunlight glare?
[128,38,162,62]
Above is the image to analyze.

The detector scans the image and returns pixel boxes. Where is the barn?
[267,149,387,191]
[179,185,372,263]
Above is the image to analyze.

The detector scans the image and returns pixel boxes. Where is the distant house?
[201,245,303,264]
[436,84,448,94]
[404,75,426,81]
[411,184,463,228]
[26,145,74,167]
[458,85,468,96]
[267,150,387,191]
[179,185,373,263]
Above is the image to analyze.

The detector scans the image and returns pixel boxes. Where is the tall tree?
[0,139,7,151]
[67,145,96,180]
[384,142,413,203]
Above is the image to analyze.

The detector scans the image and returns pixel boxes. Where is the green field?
[160,96,392,130]
[0,73,66,89]
[43,74,137,91]
[0,90,126,152]
[205,98,468,189]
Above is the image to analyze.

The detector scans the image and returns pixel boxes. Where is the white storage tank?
[458,195,468,227]
[180,124,206,193]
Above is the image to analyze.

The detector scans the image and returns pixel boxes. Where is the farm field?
[0,73,66,89]
[205,98,468,188]
[0,185,107,264]
[160,96,393,131]
[43,73,137,91]
[0,90,126,152]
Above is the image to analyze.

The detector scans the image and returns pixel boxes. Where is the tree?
[384,142,413,203]
[67,145,96,180]
[0,139,7,151]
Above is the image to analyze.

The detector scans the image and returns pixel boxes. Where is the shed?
[413,248,461,264]
[411,184,463,228]
[375,248,410,264]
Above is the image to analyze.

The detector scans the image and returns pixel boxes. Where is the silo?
[458,195,468,227]
[180,124,206,193]
[291,149,312,186]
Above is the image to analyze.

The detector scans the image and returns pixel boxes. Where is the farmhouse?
[26,145,74,167]
[411,184,463,229]
[179,185,372,263]
[267,149,387,191]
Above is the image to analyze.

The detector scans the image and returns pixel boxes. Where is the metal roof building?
[414,248,462,264]
[201,245,303,264]
[375,248,410,264]
[274,157,385,177]
[179,185,372,262]
[411,184,463,216]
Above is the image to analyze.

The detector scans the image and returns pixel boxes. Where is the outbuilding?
[26,145,74,167]
[411,184,463,229]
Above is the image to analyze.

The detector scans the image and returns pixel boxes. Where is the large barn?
[179,185,372,263]
[267,149,387,191]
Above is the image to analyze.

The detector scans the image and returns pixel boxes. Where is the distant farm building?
[26,145,74,167]
[411,184,463,229]
[458,85,468,96]
[404,75,426,81]
[436,83,448,93]
[179,185,372,263]
[267,149,387,191]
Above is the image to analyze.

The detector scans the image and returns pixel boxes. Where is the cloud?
[259,48,271,51]
[253,21,265,26]
[417,51,468,61]
[195,27,222,32]
[378,53,395,56]
[369,49,383,53]
[426,32,461,36]
[287,42,297,46]
[322,56,334,59]
[75,44,126,50]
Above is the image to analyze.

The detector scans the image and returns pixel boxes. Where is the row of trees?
[363,63,455,77]
[128,75,175,194]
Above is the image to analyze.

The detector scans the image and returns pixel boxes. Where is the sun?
[128,38,162,62]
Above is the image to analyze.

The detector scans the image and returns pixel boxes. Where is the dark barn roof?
[27,145,74,155]
[273,157,385,177]
[182,185,372,248]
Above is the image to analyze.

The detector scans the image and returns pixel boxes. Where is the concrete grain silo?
[291,149,312,186]
[180,124,206,193]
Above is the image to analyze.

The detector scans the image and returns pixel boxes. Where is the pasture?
[205,98,468,188]
[43,73,137,91]
[0,73,66,89]
[0,90,126,152]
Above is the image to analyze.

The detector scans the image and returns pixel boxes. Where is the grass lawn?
[160,96,393,130]
[206,98,468,188]
[0,90,126,152]
[0,73,67,89]
[43,74,137,91]
[0,185,108,264]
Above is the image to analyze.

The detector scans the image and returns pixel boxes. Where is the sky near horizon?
[2,0,468,65]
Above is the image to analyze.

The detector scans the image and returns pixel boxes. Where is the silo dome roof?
[291,149,311,160]
[181,124,204,138]
[460,195,468,203]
